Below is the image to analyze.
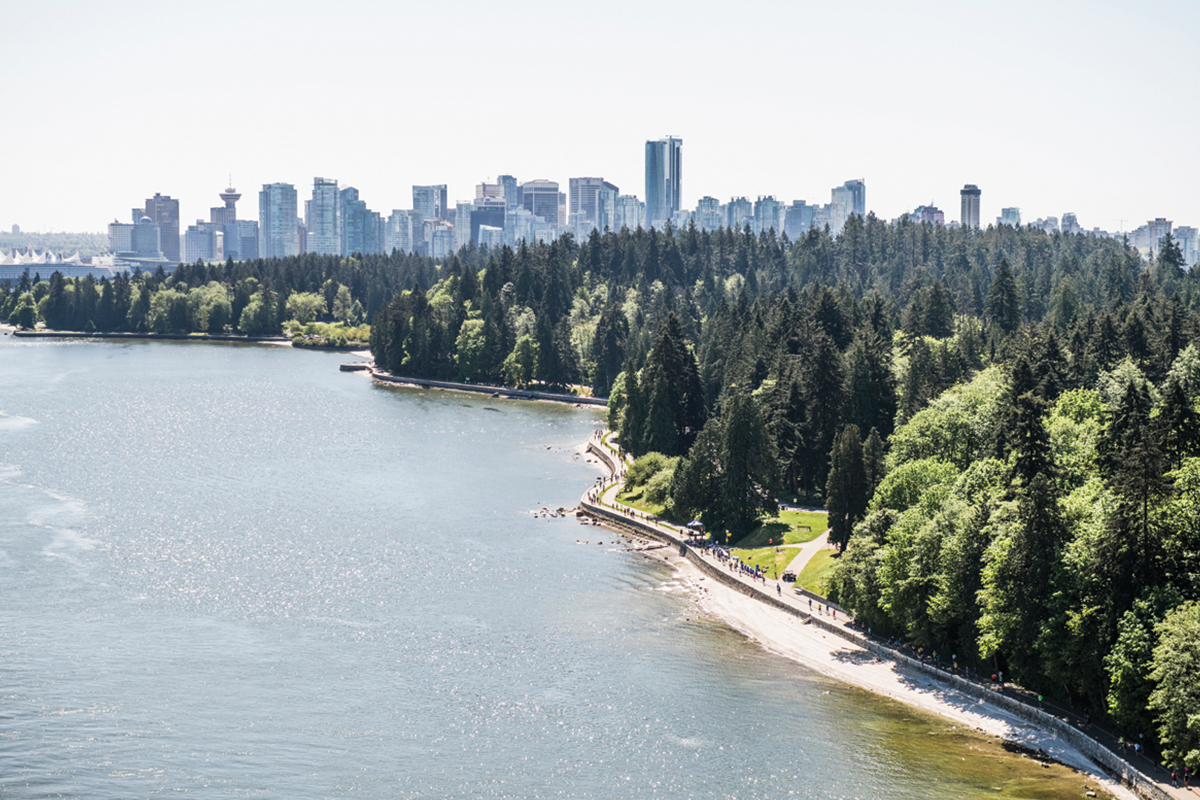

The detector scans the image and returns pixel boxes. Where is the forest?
[3,216,1199,768]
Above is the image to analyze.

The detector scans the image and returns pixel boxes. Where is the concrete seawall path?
[578,430,1192,800]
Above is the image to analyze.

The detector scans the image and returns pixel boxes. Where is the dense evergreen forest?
[4,217,1200,768]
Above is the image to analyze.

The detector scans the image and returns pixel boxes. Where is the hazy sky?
[3,0,1197,234]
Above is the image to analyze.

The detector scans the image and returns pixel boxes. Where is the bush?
[626,452,673,489]
[644,467,675,505]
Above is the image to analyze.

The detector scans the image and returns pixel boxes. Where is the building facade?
[259,183,299,259]
[644,136,682,228]
[960,184,981,229]
[142,194,180,262]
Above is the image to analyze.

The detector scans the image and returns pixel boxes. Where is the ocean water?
[0,337,1109,799]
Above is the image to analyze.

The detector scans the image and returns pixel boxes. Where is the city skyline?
[2,1,1198,234]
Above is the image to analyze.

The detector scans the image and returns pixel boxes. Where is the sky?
[3,0,1197,235]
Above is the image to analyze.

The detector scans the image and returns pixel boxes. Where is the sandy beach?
[631,543,1139,800]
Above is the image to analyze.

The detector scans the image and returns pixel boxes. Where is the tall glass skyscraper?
[644,136,682,229]
[307,177,340,256]
[960,184,982,230]
[259,183,299,259]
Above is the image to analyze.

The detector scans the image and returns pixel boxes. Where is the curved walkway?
[578,429,1193,800]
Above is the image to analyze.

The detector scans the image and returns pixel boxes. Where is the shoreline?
[576,434,1165,800]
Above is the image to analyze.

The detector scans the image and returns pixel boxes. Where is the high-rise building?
[131,215,163,259]
[498,175,519,211]
[645,136,682,228]
[615,195,645,231]
[784,201,815,239]
[694,196,723,231]
[754,196,782,234]
[385,210,413,255]
[413,185,448,222]
[726,197,752,231]
[912,205,945,226]
[832,180,866,218]
[569,177,620,225]
[960,184,981,229]
[596,188,619,233]
[108,220,134,253]
[142,194,180,261]
[455,202,474,252]
[259,183,299,259]
[306,177,340,256]
[1174,226,1199,267]
[470,199,506,245]
[1062,213,1081,235]
[998,207,1021,227]
[520,180,560,224]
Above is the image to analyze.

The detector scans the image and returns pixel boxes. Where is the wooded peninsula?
[3,217,1198,770]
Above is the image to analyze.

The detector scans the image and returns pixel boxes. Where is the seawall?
[11,330,289,343]
[580,438,1174,800]
[371,368,608,406]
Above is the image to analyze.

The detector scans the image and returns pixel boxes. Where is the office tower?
[386,210,413,255]
[339,186,381,255]
[1173,226,1198,267]
[131,215,163,259]
[726,197,752,231]
[520,180,560,224]
[259,183,299,259]
[784,201,815,239]
[183,223,222,263]
[645,136,682,228]
[694,196,723,231]
[307,177,340,256]
[428,225,455,259]
[615,195,644,231]
[754,196,782,234]
[498,175,519,211]
[470,198,505,245]
[475,182,503,201]
[108,220,134,253]
[455,202,474,252]
[832,180,866,218]
[413,185,448,221]
[1062,213,1081,235]
[235,220,259,260]
[960,184,981,229]
[998,207,1021,227]
[569,178,620,225]
[142,194,180,261]
[913,205,945,225]
[596,188,619,232]
[477,226,504,250]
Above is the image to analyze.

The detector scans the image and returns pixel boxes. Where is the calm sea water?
[0,337,1104,799]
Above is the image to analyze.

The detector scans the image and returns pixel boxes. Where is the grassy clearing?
[796,549,839,595]
[616,487,668,518]
[730,546,796,579]
[733,509,828,548]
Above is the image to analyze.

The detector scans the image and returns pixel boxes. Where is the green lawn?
[732,509,828,548]
[796,549,839,596]
[616,487,668,518]
[730,546,797,579]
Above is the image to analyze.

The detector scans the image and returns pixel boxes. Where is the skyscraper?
[307,177,340,256]
[520,180,560,224]
[142,193,180,261]
[259,183,299,259]
[832,180,866,218]
[413,185,448,222]
[644,136,682,228]
[960,185,981,229]
[569,177,619,225]
[498,175,519,211]
[998,207,1021,227]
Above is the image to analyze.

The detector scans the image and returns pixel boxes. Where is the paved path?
[784,531,831,576]
[580,429,1200,800]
